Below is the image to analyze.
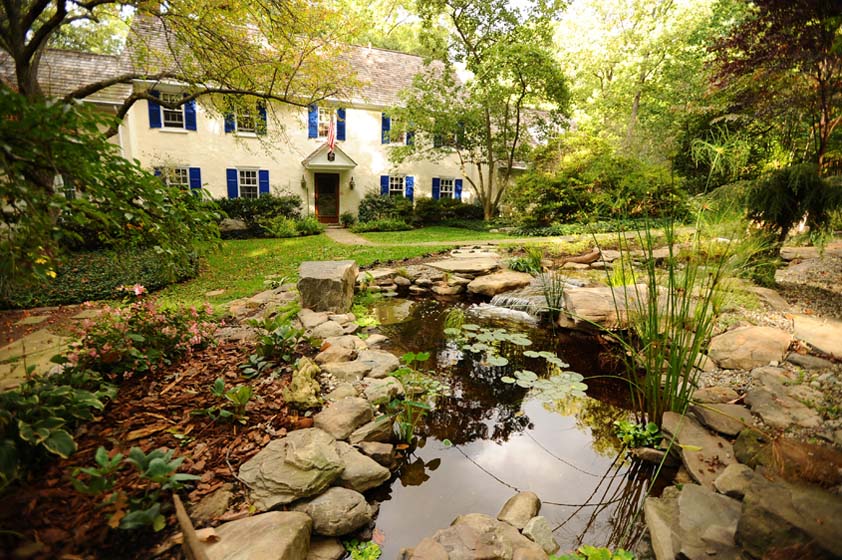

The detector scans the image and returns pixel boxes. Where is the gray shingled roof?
[0,16,430,109]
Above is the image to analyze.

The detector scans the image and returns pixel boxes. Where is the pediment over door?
[302,143,357,170]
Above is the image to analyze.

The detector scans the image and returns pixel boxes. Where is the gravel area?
[776,253,842,319]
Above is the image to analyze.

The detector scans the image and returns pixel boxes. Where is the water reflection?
[372,298,652,558]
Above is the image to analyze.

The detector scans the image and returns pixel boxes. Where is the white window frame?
[439,177,455,199]
[238,169,259,199]
[388,175,405,197]
[317,106,331,138]
[159,92,186,129]
[235,108,257,134]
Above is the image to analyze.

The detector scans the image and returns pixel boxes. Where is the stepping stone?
[313,397,372,440]
[15,315,49,326]
[708,326,791,370]
[745,367,822,429]
[71,309,100,320]
[690,403,752,436]
[793,314,842,358]
[468,271,534,297]
[662,412,735,490]
[427,257,500,275]
[203,511,311,560]
[0,330,73,390]
[204,289,225,297]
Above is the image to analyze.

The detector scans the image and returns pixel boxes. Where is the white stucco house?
[2,19,471,224]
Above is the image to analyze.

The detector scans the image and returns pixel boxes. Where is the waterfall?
[488,277,586,318]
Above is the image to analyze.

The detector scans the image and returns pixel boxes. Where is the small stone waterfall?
[487,277,586,320]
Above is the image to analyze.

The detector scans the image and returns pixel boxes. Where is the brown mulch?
[0,339,313,560]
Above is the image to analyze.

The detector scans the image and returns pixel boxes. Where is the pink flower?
[67,352,79,365]
[132,284,147,296]
[88,348,98,358]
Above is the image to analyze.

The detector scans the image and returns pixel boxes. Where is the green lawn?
[156,235,450,310]
[358,225,510,244]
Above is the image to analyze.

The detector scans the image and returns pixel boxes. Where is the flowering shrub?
[69,287,216,381]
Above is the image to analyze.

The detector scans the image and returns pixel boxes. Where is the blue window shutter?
[224,113,235,133]
[337,108,346,141]
[258,103,267,135]
[406,131,414,146]
[148,91,161,128]
[380,175,389,196]
[184,96,197,130]
[381,113,390,144]
[258,169,270,196]
[432,177,440,200]
[405,176,414,202]
[153,167,162,178]
[308,105,318,138]
[455,179,463,201]
[226,168,238,198]
[189,167,201,190]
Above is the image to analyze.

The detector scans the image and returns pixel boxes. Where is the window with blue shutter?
[224,113,235,133]
[258,169,270,196]
[188,167,202,190]
[308,105,318,138]
[454,179,463,201]
[380,175,389,196]
[226,168,238,198]
[336,108,346,141]
[432,177,441,200]
[381,113,391,144]
[405,176,414,202]
[184,96,197,131]
[257,103,267,135]
[148,91,162,128]
[406,131,414,145]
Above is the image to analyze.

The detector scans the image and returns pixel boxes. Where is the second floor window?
[389,175,405,197]
[318,107,332,138]
[239,169,259,198]
[439,177,454,199]
[236,109,256,133]
[159,92,185,128]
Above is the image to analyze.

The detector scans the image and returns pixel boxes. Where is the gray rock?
[793,313,842,358]
[323,335,368,350]
[522,516,559,555]
[239,428,344,510]
[325,383,358,401]
[630,446,679,466]
[644,486,680,560]
[692,386,739,404]
[431,284,463,296]
[214,326,258,343]
[311,321,346,340]
[737,477,842,559]
[363,377,405,405]
[713,463,757,499]
[335,441,391,492]
[468,271,534,297]
[745,367,822,429]
[299,309,330,330]
[415,277,433,287]
[203,511,311,560]
[560,284,648,330]
[409,285,429,295]
[427,257,500,275]
[293,487,372,537]
[328,313,356,325]
[315,345,357,365]
[282,358,322,409]
[356,441,395,467]
[219,217,248,233]
[662,412,735,490]
[394,275,412,287]
[307,538,346,560]
[448,275,472,287]
[349,416,395,444]
[497,491,541,530]
[707,326,791,370]
[365,334,389,346]
[313,397,373,440]
[357,350,400,378]
[298,261,358,313]
[690,403,752,436]
[191,484,233,525]
[321,360,372,382]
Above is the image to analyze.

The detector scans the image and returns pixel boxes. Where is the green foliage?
[357,192,414,223]
[538,270,566,320]
[217,194,302,237]
[344,539,382,560]
[0,89,219,300]
[69,294,216,382]
[296,216,326,236]
[238,353,276,379]
[510,217,681,237]
[0,369,115,490]
[507,246,544,274]
[262,216,299,238]
[443,323,532,367]
[72,445,200,532]
[553,545,635,560]
[351,219,413,232]
[193,378,252,423]
[385,351,451,442]
[413,198,485,224]
[249,312,305,363]
[1,248,199,309]
[340,211,357,227]
[501,370,588,401]
[613,420,662,448]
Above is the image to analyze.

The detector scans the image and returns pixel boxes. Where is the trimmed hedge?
[414,198,484,223]
[350,219,413,232]
[217,195,302,237]
[357,193,413,223]
[1,249,199,309]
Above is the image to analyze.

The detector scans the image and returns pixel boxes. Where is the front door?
[315,173,340,224]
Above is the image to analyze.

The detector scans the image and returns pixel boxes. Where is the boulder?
[356,350,400,379]
[733,429,842,486]
[282,358,322,409]
[307,538,346,560]
[497,491,541,530]
[203,511,311,560]
[315,345,357,365]
[522,517,559,555]
[365,334,389,347]
[786,352,835,369]
[325,383,358,402]
[560,285,649,329]
[298,261,358,313]
[356,441,395,467]
[745,367,821,429]
[313,397,373,440]
[335,441,391,492]
[323,335,368,350]
[427,257,501,275]
[363,377,405,405]
[394,275,412,287]
[737,477,842,559]
[311,321,346,340]
[219,217,248,234]
[707,326,791,370]
[662,412,735,490]
[293,487,372,537]
[468,271,534,297]
[329,313,356,325]
[689,403,751,436]
[692,386,739,404]
[431,284,463,296]
[321,361,372,383]
[793,313,842,358]
[349,416,395,444]
[239,428,344,510]
[191,483,233,525]
[713,463,757,499]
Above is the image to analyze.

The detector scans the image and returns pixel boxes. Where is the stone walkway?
[324,228,372,246]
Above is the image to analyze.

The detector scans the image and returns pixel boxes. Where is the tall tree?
[712,0,842,169]
[391,0,570,219]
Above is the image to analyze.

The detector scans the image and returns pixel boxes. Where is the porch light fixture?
[300,175,307,189]
[349,177,355,190]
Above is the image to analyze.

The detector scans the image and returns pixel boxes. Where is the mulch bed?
[0,339,314,560]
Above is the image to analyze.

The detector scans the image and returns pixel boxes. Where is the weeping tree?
[388,0,570,220]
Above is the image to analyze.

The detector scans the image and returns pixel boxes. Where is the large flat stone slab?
[427,257,500,275]
[0,330,72,390]
[203,511,311,560]
[690,403,751,436]
[793,314,842,358]
[745,367,822,429]
[298,261,358,313]
[468,271,534,297]
[707,326,791,370]
[662,412,735,490]
[559,284,648,329]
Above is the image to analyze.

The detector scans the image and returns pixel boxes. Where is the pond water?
[368,297,660,558]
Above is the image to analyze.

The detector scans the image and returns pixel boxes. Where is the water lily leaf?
[486,355,509,367]
[500,376,516,384]
[523,350,540,358]
[443,328,462,336]
[461,324,480,331]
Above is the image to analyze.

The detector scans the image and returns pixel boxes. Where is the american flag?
[326,113,336,154]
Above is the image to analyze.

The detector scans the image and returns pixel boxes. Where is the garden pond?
[366,297,665,557]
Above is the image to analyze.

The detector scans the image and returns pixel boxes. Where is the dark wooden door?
[315,173,339,223]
